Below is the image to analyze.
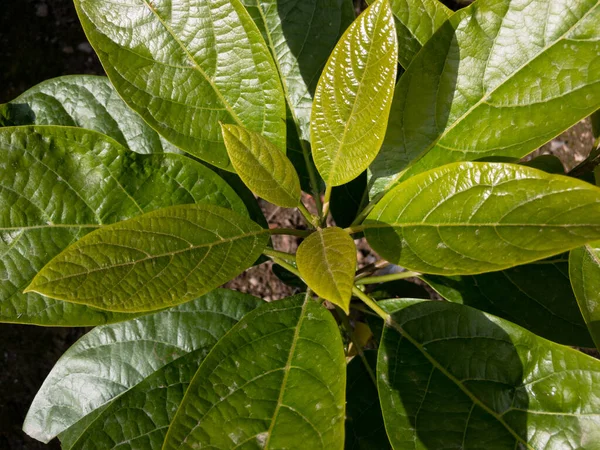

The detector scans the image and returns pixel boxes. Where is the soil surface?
[0,0,596,449]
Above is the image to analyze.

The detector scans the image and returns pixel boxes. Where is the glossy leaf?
[0,126,247,326]
[375,0,452,69]
[26,204,268,312]
[222,124,301,208]
[311,0,398,186]
[242,0,354,142]
[422,261,594,347]
[163,295,346,449]
[365,162,600,275]
[378,301,600,449]
[370,0,600,196]
[346,351,390,450]
[0,75,180,154]
[23,289,262,444]
[74,0,286,170]
[570,242,600,350]
[297,227,356,313]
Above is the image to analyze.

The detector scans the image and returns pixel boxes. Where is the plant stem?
[354,260,391,280]
[267,255,302,280]
[344,224,366,235]
[335,308,377,386]
[355,271,421,285]
[321,184,332,226]
[269,228,312,238]
[352,287,389,321]
[298,202,319,228]
[262,248,296,263]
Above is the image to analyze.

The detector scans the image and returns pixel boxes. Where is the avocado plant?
[2,0,600,448]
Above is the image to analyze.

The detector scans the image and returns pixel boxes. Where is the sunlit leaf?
[297,227,356,313]
[222,124,301,208]
[74,0,286,169]
[365,162,600,275]
[311,0,398,186]
[370,0,600,196]
[163,295,346,449]
[0,126,247,326]
[26,205,268,312]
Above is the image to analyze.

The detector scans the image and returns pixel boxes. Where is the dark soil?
[0,0,596,449]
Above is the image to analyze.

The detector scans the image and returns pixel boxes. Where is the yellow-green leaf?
[311,0,398,186]
[221,124,301,208]
[297,227,356,313]
[25,205,269,312]
[365,162,600,275]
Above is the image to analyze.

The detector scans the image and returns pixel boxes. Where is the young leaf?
[370,0,600,196]
[422,261,594,347]
[378,301,600,449]
[163,295,346,449]
[378,0,452,68]
[311,0,398,186]
[222,124,301,208]
[297,227,356,313]
[242,0,355,142]
[0,126,247,326]
[345,351,391,450]
[364,162,600,275]
[23,289,261,444]
[569,242,600,350]
[25,204,268,312]
[0,75,180,154]
[74,0,286,170]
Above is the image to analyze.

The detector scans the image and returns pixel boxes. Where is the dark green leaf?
[370,279,431,300]
[312,0,398,186]
[222,124,301,208]
[346,351,390,450]
[23,289,261,444]
[370,0,600,196]
[376,0,452,69]
[331,171,367,229]
[74,0,286,169]
[378,301,600,449]
[365,162,600,275]
[297,227,357,313]
[0,75,180,154]
[570,242,600,350]
[522,155,565,174]
[26,204,268,312]
[0,126,247,326]
[242,0,355,142]
[422,261,594,346]
[163,295,346,449]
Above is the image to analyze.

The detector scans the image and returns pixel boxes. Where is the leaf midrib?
[385,318,534,450]
[385,1,600,190]
[363,222,600,228]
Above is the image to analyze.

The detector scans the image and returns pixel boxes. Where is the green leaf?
[26,204,268,312]
[74,0,286,170]
[297,227,356,313]
[0,75,180,154]
[378,301,600,449]
[331,171,367,229]
[242,0,355,143]
[374,0,452,69]
[345,351,391,450]
[370,0,600,196]
[23,289,261,444]
[522,154,565,174]
[222,124,301,208]
[311,0,398,186]
[365,162,600,275]
[163,295,346,449]
[0,126,247,326]
[570,242,600,350]
[422,261,594,347]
